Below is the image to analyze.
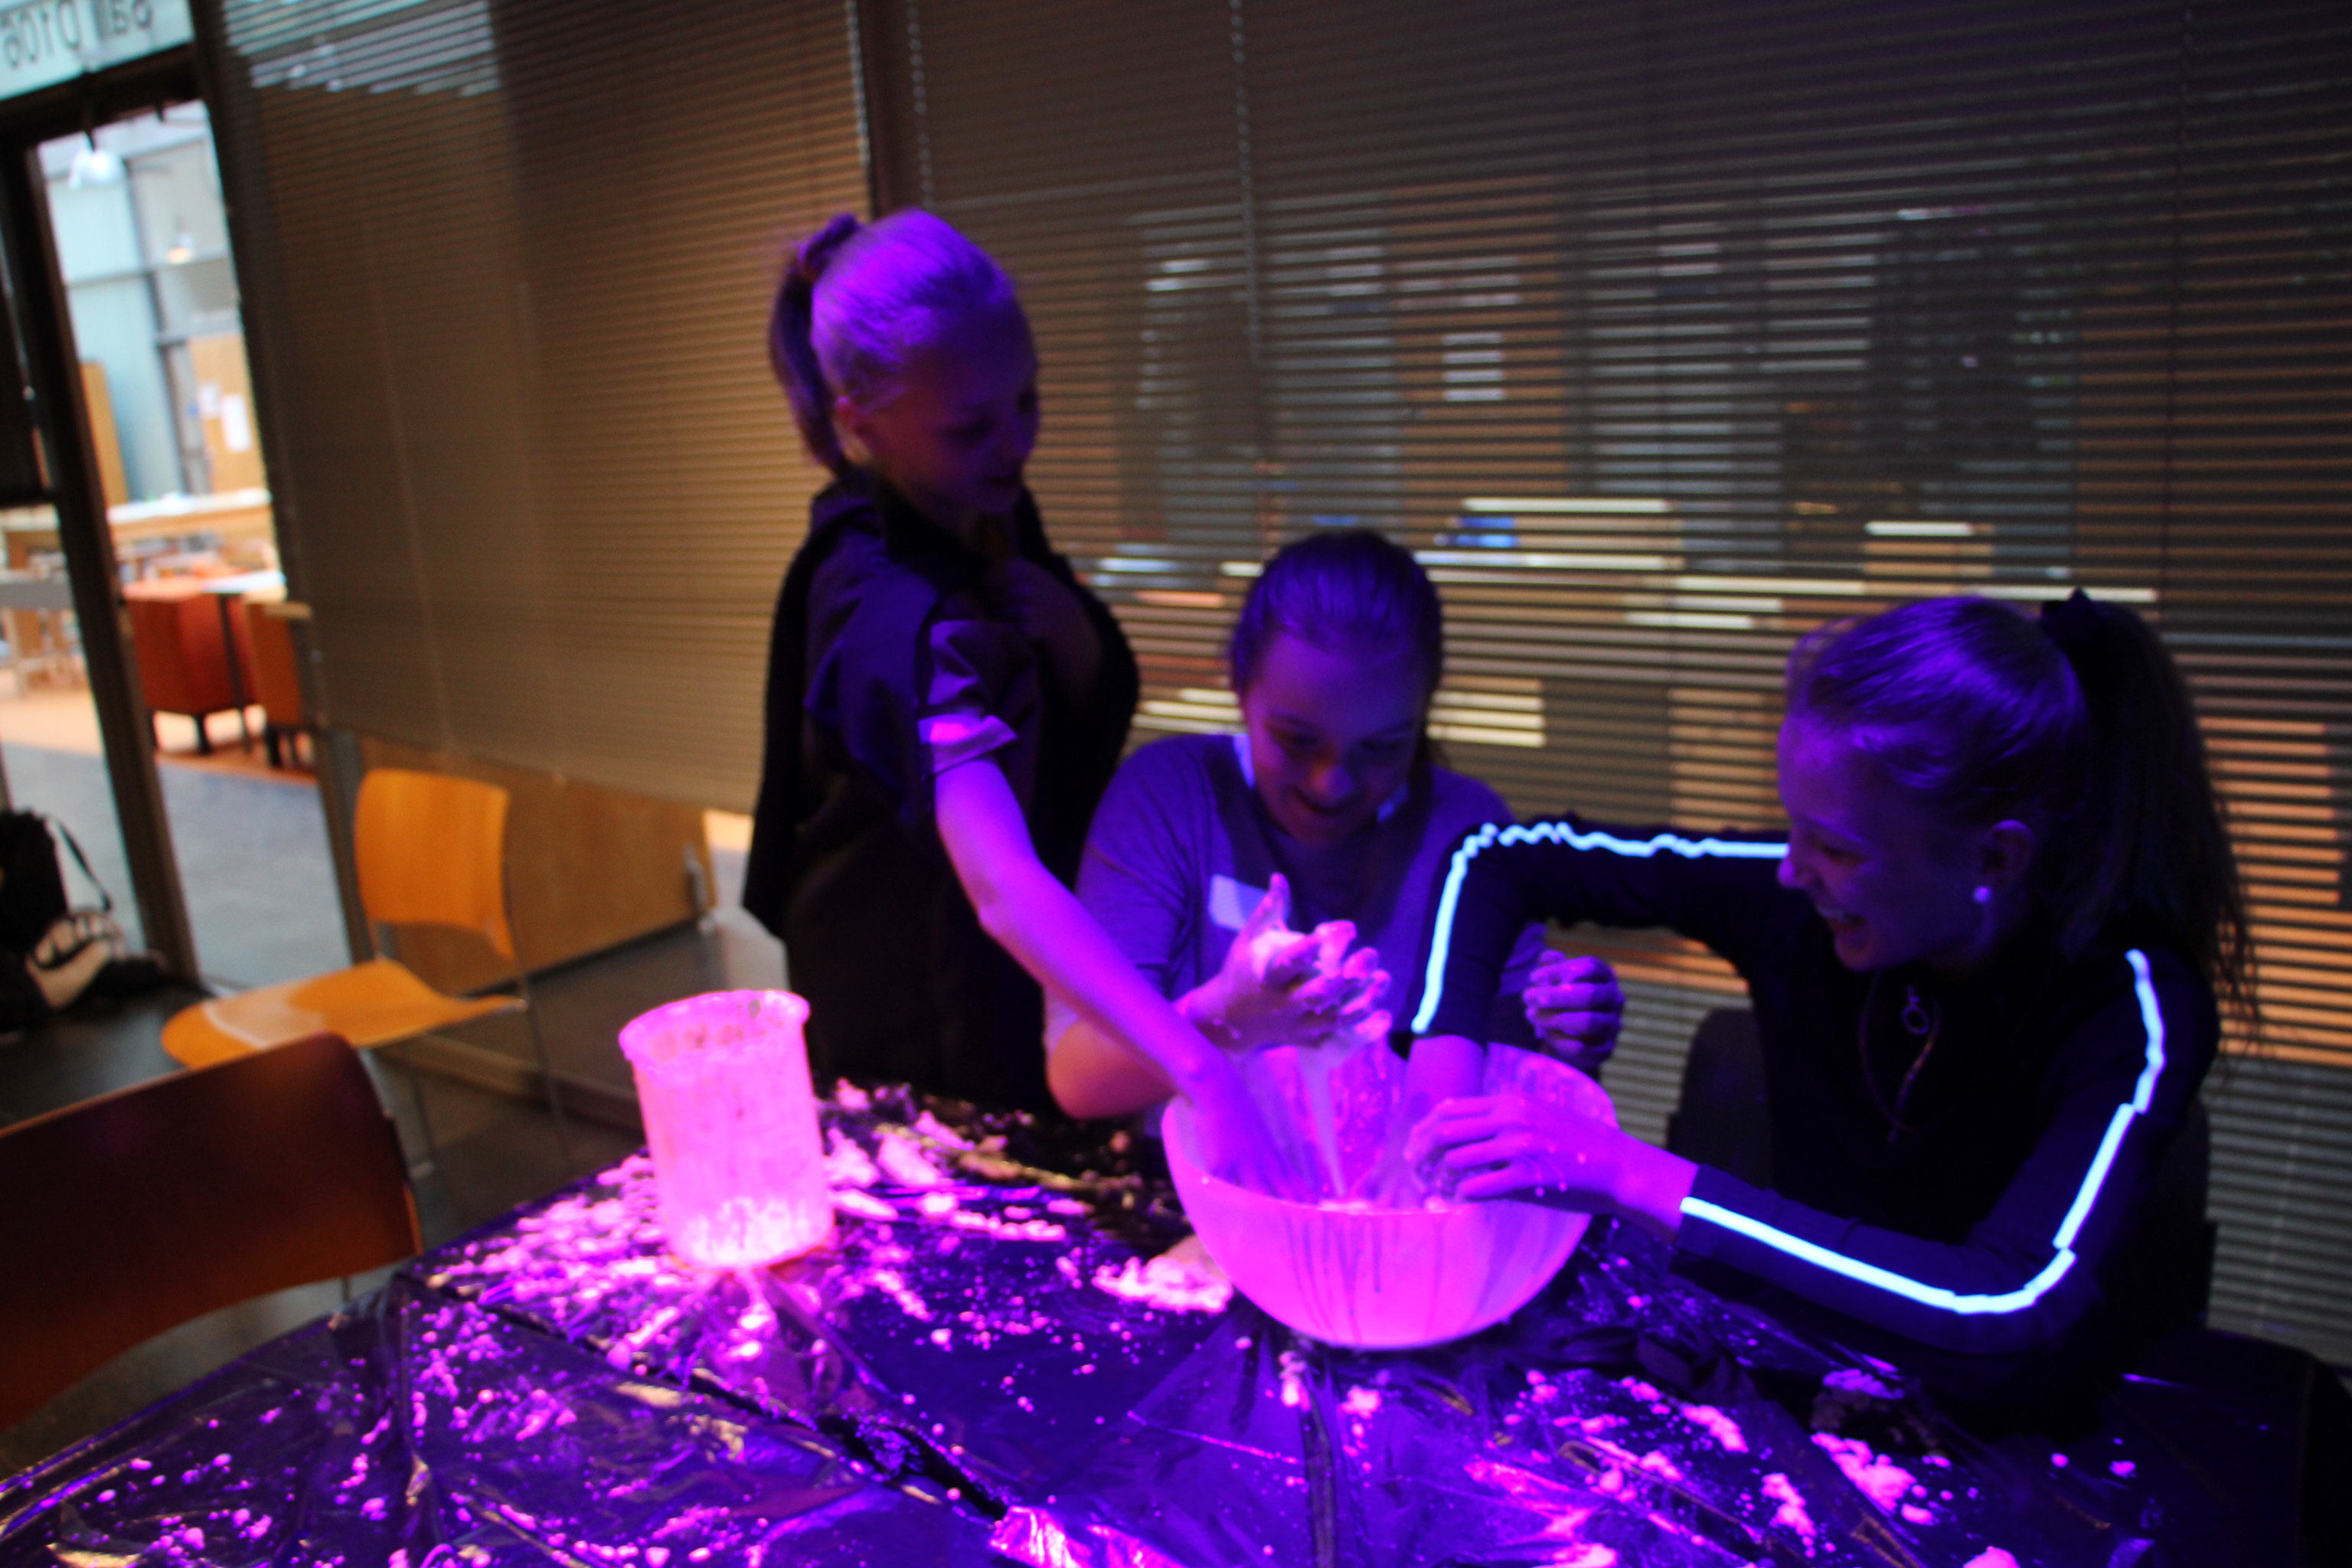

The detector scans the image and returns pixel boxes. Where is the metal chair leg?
[514,970,572,1161]
[501,870,570,1161]
[400,1047,442,1180]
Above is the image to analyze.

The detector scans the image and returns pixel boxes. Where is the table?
[0,570,77,694]
[0,489,277,564]
[0,1086,2301,1566]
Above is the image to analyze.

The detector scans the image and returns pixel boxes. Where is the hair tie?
[793,213,862,289]
[2040,588,2102,658]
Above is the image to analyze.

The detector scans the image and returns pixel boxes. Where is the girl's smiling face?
[1775,717,2031,973]
[1240,632,1426,848]
[838,304,1040,539]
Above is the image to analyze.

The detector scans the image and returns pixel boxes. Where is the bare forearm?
[1049,1019,1172,1118]
[938,763,1224,1100]
[983,865,1217,1089]
[1608,1138,1697,1241]
[1050,981,1233,1119]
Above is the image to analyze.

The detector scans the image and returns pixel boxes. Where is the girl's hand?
[1415,1093,1694,1238]
[1325,945,1393,1050]
[1524,951,1625,1070]
[1188,876,1390,1052]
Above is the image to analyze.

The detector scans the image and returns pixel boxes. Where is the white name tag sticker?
[1208,874,1266,933]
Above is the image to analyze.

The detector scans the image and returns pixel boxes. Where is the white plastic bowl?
[1162,1044,1614,1350]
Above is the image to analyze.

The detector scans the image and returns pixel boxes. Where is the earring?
[1973,886,1992,906]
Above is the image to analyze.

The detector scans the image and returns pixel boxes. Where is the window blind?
[200,0,868,808]
[863,0,2352,1365]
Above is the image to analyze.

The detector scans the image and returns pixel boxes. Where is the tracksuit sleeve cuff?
[1674,1164,1777,1266]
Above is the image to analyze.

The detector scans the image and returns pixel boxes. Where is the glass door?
[0,100,345,991]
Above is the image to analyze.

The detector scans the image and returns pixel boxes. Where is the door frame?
[0,47,209,978]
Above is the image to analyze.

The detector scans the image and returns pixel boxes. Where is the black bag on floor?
[0,808,72,955]
[0,811,149,1031]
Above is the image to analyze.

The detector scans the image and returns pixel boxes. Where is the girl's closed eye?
[1794,822,1857,864]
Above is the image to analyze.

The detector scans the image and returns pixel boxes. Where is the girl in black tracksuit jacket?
[1413,593,2248,1413]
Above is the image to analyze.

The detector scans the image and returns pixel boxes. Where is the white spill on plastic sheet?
[1759,1472,1816,1544]
[1090,1236,1233,1315]
[1815,1432,1933,1520]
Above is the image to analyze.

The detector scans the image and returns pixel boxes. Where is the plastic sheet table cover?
[0,1084,2296,1567]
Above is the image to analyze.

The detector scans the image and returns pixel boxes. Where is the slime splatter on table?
[0,1085,2260,1566]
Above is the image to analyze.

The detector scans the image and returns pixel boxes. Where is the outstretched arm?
[934,756,1286,1184]
[1422,949,2214,1360]
[1413,817,1790,1042]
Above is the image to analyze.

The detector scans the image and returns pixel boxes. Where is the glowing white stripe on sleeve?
[1681,1199,2082,1315]
[1410,819,1788,1034]
[2053,949,2168,1250]
[1681,949,2170,1318]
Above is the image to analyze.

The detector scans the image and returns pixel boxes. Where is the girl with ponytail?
[743,211,1282,1181]
[1410,592,2243,1414]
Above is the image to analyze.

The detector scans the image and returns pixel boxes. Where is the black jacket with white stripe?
[1414,815,2216,1408]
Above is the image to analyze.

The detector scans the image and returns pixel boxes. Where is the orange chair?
[0,1032,417,1428]
[160,768,567,1161]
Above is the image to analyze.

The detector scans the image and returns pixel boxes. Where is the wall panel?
[206,0,869,808]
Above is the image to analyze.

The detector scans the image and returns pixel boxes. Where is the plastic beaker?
[618,989,833,1269]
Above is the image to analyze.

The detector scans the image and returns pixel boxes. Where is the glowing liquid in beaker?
[620,991,833,1271]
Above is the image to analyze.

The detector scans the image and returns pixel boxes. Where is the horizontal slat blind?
[203,0,868,808]
[871,0,2352,1365]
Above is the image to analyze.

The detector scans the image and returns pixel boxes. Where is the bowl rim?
[1160,1042,1615,1219]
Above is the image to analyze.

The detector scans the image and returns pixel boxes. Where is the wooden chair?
[0,1032,418,1429]
[122,580,240,754]
[240,599,309,768]
[160,768,568,1163]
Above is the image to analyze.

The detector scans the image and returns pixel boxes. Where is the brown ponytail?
[2037,592,2256,1037]
[769,213,863,476]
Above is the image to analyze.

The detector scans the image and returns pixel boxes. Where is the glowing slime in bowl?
[619,990,833,1269]
[1163,1044,1612,1349]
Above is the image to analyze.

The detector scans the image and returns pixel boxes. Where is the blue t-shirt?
[1059,733,1546,1051]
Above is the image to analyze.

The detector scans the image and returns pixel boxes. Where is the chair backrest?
[1667,1007,1775,1189]
[353,767,515,959]
[122,591,237,716]
[0,1034,419,1428]
[240,599,305,728]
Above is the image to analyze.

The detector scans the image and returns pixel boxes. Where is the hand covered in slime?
[1191,874,1391,1054]
[1522,950,1625,1073]
[1413,1086,1696,1238]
